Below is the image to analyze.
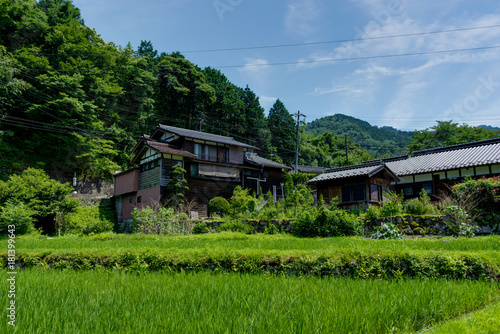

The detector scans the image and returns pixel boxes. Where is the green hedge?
[1,249,497,280]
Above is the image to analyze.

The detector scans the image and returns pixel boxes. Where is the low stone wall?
[364,215,500,236]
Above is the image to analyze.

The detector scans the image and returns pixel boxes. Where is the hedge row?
[2,249,498,281]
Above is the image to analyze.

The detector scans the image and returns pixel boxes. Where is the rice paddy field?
[2,233,500,333]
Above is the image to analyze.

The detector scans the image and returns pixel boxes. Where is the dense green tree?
[408,120,500,152]
[0,168,77,233]
[267,99,296,164]
[203,67,246,135]
[155,55,215,128]
[241,86,271,151]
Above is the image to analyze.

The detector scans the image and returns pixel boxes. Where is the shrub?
[365,206,381,219]
[443,205,479,238]
[404,189,440,215]
[0,201,34,235]
[132,206,192,235]
[217,221,252,234]
[451,176,500,224]
[371,222,403,239]
[293,207,362,238]
[64,204,114,235]
[192,222,210,234]
[229,186,258,215]
[379,191,404,217]
[264,223,279,235]
[0,168,77,234]
[208,197,230,216]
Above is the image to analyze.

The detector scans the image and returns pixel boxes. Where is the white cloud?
[311,84,363,96]
[284,0,320,37]
[381,80,427,129]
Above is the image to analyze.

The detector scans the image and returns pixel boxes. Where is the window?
[404,185,413,196]
[342,184,366,203]
[190,163,199,177]
[140,159,160,172]
[194,143,210,160]
[137,196,142,203]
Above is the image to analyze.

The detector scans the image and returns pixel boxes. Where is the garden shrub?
[64,204,114,235]
[192,222,210,234]
[293,206,362,238]
[229,186,259,215]
[379,191,404,217]
[217,221,252,234]
[208,197,230,216]
[132,206,192,235]
[365,206,381,219]
[0,201,34,235]
[451,176,500,224]
[404,189,440,215]
[443,205,479,238]
[371,222,403,239]
[264,223,279,235]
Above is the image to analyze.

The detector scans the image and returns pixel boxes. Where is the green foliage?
[192,222,210,234]
[208,196,230,216]
[267,99,296,164]
[166,164,189,208]
[408,120,500,152]
[264,223,279,235]
[451,176,500,224]
[63,204,114,235]
[379,191,404,217]
[293,206,362,238]
[443,205,479,238]
[0,201,34,235]
[365,206,381,219]
[229,186,258,216]
[217,221,252,234]
[371,222,403,239]
[132,205,192,235]
[404,188,441,215]
[0,168,76,234]
[304,114,411,159]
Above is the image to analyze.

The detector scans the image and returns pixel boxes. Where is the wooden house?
[114,124,291,220]
[311,163,400,211]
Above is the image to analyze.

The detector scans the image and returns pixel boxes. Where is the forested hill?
[304,114,413,158]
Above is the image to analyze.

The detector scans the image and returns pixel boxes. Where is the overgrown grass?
[1,269,497,334]
[5,232,500,255]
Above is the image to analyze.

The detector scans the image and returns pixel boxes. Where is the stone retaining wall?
[364,215,500,236]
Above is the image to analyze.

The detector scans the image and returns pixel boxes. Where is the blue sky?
[72,0,500,131]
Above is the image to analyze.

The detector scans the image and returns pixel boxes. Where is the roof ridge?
[412,137,500,157]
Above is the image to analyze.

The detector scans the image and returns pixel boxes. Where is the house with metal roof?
[385,137,500,198]
[114,125,291,220]
[310,163,400,211]
[309,137,500,210]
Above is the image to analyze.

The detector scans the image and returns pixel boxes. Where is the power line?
[215,45,500,69]
[179,24,500,53]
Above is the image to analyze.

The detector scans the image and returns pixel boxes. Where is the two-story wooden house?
[114,124,290,220]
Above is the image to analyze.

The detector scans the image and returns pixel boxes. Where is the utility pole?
[293,111,306,173]
[345,135,349,166]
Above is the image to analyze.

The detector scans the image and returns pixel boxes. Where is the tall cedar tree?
[267,99,296,165]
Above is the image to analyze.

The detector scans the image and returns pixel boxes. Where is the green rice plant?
[217,221,252,234]
[420,300,500,333]
[0,269,497,334]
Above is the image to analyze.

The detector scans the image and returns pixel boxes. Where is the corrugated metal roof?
[310,164,398,182]
[158,124,255,149]
[245,153,292,170]
[386,139,500,176]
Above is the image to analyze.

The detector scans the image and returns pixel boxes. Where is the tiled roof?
[245,153,292,170]
[386,138,500,176]
[158,124,256,149]
[310,164,399,183]
[295,165,326,174]
[145,141,196,158]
